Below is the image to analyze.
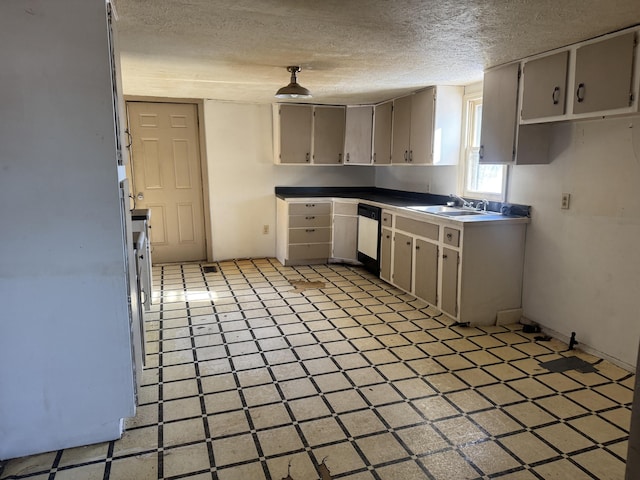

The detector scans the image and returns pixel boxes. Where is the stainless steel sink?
[406,205,488,217]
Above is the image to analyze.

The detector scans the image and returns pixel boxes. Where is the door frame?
[124,96,213,262]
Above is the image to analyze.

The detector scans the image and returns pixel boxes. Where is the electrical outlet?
[262,224,269,235]
[561,193,571,209]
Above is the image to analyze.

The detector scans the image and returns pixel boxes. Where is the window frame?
[459,93,508,202]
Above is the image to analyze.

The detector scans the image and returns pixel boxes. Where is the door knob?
[137,192,144,200]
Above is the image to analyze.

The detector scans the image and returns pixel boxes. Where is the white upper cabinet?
[273,104,345,165]
[481,63,552,165]
[273,104,313,164]
[572,32,635,115]
[521,51,569,121]
[391,94,413,163]
[391,86,462,165]
[313,106,346,164]
[373,101,392,165]
[519,27,639,124]
[343,106,373,165]
[480,63,520,164]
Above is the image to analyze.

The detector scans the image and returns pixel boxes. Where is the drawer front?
[289,243,331,260]
[333,202,358,215]
[381,212,393,227]
[289,202,331,215]
[289,214,331,228]
[395,216,439,240]
[289,227,332,244]
[443,227,460,247]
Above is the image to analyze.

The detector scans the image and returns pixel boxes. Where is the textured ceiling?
[114,0,640,105]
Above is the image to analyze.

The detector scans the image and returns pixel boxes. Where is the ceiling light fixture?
[275,66,311,99]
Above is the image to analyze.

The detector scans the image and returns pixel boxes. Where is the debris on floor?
[289,279,326,292]
[281,458,332,480]
[202,264,218,273]
[521,323,541,333]
[539,355,598,373]
[450,321,470,328]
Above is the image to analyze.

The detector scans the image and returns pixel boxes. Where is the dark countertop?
[275,186,530,217]
[275,186,451,208]
[131,208,151,222]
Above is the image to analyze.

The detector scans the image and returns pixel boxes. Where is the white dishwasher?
[357,203,381,275]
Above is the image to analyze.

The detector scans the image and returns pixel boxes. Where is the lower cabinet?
[440,247,459,317]
[383,212,526,325]
[332,201,359,262]
[414,239,438,306]
[392,232,413,292]
[380,227,392,282]
[276,198,333,266]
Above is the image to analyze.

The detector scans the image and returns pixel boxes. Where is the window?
[461,95,507,201]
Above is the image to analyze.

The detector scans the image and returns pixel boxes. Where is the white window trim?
[458,92,508,202]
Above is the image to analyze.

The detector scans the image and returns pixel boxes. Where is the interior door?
[127,102,206,263]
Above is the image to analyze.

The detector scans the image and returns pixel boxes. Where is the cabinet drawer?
[395,216,439,240]
[289,227,332,244]
[443,227,460,247]
[289,243,331,260]
[289,202,331,215]
[289,214,331,228]
[333,202,358,215]
[381,212,393,227]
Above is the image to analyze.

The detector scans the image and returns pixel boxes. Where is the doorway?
[126,102,207,263]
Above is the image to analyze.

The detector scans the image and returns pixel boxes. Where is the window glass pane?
[463,99,505,198]
[471,104,482,148]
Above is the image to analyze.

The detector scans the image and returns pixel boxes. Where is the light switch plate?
[561,193,571,209]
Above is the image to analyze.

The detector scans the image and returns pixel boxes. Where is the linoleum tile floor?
[1,259,635,480]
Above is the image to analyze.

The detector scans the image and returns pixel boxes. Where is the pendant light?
[275,66,312,99]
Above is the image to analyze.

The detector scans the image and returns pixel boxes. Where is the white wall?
[510,116,640,368]
[202,101,375,261]
[374,165,458,195]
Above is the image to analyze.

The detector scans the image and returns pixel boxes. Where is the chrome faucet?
[449,194,474,209]
[476,199,489,211]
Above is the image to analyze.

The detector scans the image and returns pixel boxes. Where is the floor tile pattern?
[1,259,634,480]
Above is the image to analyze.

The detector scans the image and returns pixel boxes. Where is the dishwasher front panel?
[357,203,381,275]
[357,215,379,260]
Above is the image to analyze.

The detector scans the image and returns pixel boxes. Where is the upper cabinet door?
[313,106,345,164]
[373,101,392,165]
[521,51,569,120]
[409,88,435,164]
[277,105,313,164]
[344,106,373,165]
[479,63,520,164]
[573,32,635,115]
[391,95,412,164]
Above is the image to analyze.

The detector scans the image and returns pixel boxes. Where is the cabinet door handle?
[552,86,560,105]
[373,152,376,163]
[338,153,343,162]
[346,153,350,162]
[446,233,453,240]
[406,241,411,245]
[576,83,585,103]
[415,245,420,250]
[305,216,315,220]
[479,145,484,160]
[306,152,310,162]
[305,229,316,233]
[409,150,413,162]
[443,254,448,259]
[404,150,408,162]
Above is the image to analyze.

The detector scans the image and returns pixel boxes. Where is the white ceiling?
[113,0,640,105]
